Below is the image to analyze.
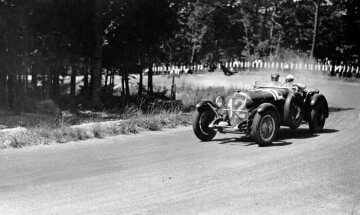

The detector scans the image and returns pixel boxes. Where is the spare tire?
[284,92,304,129]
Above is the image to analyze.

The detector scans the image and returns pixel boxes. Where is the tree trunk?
[52,63,60,102]
[40,63,45,101]
[7,74,15,111]
[138,65,143,97]
[110,68,115,96]
[25,67,29,97]
[104,69,109,90]
[92,0,103,109]
[190,42,196,64]
[0,74,6,110]
[45,66,52,100]
[83,65,89,95]
[13,58,23,113]
[310,1,319,59]
[269,10,275,56]
[83,70,89,90]
[242,18,251,58]
[124,67,130,97]
[31,70,37,93]
[275,33,282,60]
[121,73,125,97]
[70,65,76,98]
[147,63,153,95]
[18,74,24,113]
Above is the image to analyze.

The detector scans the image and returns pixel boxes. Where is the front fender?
[310,94,329,118]
[195,100,218,114]
[256,103,280,120]
[257,103,278,114]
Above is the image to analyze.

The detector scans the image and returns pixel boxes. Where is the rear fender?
[310,94,329,118]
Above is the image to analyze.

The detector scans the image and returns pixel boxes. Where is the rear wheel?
[251,110,279,146]
[309,100,326,133]
[192,109,217,141]
[284,92,304,129]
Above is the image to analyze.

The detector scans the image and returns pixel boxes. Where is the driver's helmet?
[285,74,294,83]
[271,74,280,82]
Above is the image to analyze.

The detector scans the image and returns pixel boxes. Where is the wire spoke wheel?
[259,115,275,142]
[252,109,279,146]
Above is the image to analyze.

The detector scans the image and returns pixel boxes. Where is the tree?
[92,0,104,108]
[104,0,179,96]
[310,0,323,58]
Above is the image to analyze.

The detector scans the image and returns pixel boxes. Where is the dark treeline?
[0,0,359,112]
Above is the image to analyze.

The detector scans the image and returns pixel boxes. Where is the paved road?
[1,79,360,215]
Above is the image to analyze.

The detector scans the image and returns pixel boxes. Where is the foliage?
[0,0,359,113]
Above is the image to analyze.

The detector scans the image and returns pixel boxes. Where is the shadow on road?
[329,107,355,113]
[319,128,339,133]
[212,128,339,147]
[277,128,318,140]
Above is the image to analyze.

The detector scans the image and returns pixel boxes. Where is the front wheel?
[251,110,279,146]
[192,109,217,141]
[309,100,326,133]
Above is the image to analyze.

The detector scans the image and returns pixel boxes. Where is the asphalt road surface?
[1,78,360,215]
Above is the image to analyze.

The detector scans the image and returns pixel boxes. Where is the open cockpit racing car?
[192,79,329,146]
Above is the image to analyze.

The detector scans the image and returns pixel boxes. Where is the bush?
[54,127,78,143]
[10,130,49,148]
[36,99,61,115]
[76,128,92,140]
[92,125,107,138]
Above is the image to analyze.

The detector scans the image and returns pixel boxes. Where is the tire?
[192,109,217,141]
[251,110,279,146]
[284,92,304,129]
[309,100,326,133]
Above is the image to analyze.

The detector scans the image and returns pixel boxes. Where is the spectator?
[220,62,235,76]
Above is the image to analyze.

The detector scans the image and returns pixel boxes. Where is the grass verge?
[0,112,192,149]
[0,83,240,149]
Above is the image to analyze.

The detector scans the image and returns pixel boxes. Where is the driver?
[284,74,306,92]
[266,73,281,87]
[271,73,280,82]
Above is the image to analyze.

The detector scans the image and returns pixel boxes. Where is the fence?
[151,60,360,78]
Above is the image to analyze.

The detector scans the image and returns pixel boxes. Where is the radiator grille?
[226,96,248,125]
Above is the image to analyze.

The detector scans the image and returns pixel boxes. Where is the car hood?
[245,88,288,101]
[227,88,289,108]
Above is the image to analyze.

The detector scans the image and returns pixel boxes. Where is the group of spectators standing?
[329,62,360,78]
[151,59,360,79]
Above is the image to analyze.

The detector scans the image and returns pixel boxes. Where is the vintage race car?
[192,83,329,146]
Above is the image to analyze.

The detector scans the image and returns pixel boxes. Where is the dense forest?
[0,0,359,112]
